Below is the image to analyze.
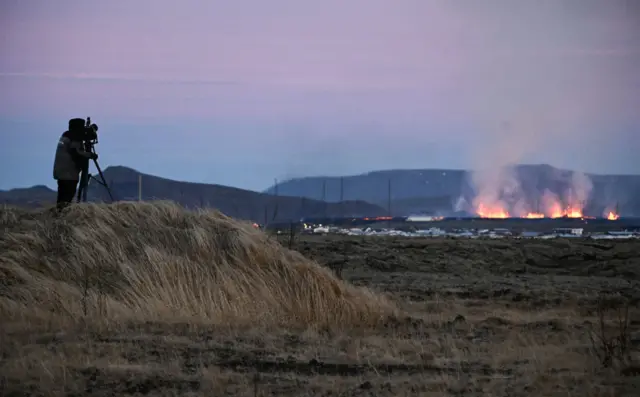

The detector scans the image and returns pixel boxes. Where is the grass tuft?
[0,201,395,330]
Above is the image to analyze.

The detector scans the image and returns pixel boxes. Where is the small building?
[553,228,583,237]
[406,215,443,222]
[313,226,330,234]
[415,227,446,236]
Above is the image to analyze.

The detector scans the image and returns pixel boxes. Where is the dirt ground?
[2,235,640,396]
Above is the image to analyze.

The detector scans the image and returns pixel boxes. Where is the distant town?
[264,215,640,240]
[298,224,639,240]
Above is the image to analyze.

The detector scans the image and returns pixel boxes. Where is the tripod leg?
[92,159,114,202]
[77,166,89,203]
[82,175,89,202]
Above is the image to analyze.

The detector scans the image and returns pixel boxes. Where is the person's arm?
[68,140,96,161]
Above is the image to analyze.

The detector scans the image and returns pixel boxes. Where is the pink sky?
[1,0,639,189]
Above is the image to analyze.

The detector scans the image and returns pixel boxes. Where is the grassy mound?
[0,201,394,329]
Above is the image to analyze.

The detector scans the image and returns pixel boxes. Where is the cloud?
[0,72,242,86]
[562,47,640,56]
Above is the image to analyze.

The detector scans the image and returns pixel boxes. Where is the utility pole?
[387,178,392,229]
[138,174,142,201]
[264,205,268,228]
[322,179,327,219]
[339,176,344,218]
[274,178,279,222]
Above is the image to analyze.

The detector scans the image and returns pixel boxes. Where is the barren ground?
[2,229,640,396]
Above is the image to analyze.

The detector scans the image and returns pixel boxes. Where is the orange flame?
[607,211,619,220]
[473,187,595,219]
[564,208,583,218]
[475,202,588,219]
[476,203,510,218]
[547,201,564,218]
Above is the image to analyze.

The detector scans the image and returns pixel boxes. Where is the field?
[1,202,639,396]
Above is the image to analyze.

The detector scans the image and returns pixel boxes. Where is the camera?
[68,117,99,143]
[68,117,99,142]
[84,117,99,143]
[72,116,114,203]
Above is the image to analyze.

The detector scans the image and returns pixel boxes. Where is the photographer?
[52,118,98,210]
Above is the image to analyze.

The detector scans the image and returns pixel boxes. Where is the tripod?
[76,142,114,203]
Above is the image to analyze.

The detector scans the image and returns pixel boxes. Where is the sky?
[1,0,639,191]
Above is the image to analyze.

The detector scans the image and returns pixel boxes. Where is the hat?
[68,118,86,132]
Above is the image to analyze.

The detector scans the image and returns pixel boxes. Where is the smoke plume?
[463,166,596,218]
[567,171,594,208]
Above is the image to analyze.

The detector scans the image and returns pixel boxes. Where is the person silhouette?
[52,118,97,211]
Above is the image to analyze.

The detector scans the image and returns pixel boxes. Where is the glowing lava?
[564,208,584,218]
[475,203,588,219]
[548,205,584,219]
[476,204,510,219]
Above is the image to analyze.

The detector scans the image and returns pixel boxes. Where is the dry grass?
[1,202,638,396]
[0,201,394,331]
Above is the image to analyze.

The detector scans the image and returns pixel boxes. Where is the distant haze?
[1,0,639,191]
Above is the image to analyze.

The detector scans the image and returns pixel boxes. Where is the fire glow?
[474,199,605,219]
[607,211,620,220]
[464,167,621,221]
[476,203,510,219]
[476,204,619,220]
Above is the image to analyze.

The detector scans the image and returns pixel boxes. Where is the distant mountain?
[5,164,639,219]
[0,185,58,208]
[0,166,387,222]
[267,168,468,202]
[264,164,640,216]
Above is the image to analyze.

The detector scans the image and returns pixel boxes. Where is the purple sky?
[1,0,639,191]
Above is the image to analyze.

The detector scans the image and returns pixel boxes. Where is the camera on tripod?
[76,117,113,203]
[83,117,99,145]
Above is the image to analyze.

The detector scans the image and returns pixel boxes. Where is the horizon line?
[3,163,640,193]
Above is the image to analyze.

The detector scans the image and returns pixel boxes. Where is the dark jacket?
[53,131,92,181]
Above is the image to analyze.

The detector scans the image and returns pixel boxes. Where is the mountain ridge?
[264,164,640,216]
[0,166,387,222]
[3,164,640,218]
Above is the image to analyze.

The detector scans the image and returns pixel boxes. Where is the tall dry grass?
[0,201,395,330]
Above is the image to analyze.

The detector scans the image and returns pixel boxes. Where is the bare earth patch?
[1,204,639,396]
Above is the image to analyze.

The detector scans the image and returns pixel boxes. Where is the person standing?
[52,118,97,211]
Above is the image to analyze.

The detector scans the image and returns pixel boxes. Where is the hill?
[0,185,58,207]
[0,166,387,222]
[0,202,392,329]
[265,164,640,216]
[0,202,394,395]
